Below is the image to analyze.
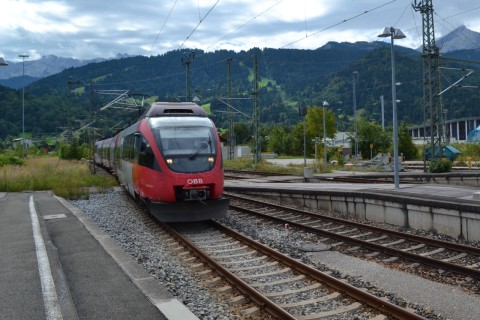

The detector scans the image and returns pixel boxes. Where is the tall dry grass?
[0,157,117,199]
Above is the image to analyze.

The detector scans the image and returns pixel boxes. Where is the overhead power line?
[205,0,285,51]
[148,0,179,56]
[179,0,220,49]
[281,0,397,48]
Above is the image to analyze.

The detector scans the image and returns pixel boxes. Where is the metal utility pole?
[66,78,74,143]
[227,58,235,160]
[252,53,260,165]
[182,51,195,102]
[352,71,359,160]
[380,95,385,130]
[18,54,29,159]
[19,54,29,158]
[413,0,443,170]
[323,101,329,167]
[378,27,406,189]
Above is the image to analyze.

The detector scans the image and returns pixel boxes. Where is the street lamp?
[378,26,406,189]
[19,54,29,158]
[323,101,329,167]
[352,71,359,160]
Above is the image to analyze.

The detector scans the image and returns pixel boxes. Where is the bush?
[58,138,88,160]
[0,154,25,167]
[429,158,452,173]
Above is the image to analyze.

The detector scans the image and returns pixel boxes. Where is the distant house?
[12,138,33,149]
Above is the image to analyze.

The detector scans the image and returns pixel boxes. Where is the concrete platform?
[225,179,480,241]
[0,191,198,320]
[225,178,480,201]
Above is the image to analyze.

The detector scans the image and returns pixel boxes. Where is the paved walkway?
[0,191,198,320]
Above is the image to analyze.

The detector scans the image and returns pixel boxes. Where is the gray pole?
[253,54,260,165]
[390,27,400,189]
[182,52,195,102]
[379,26,405,189]
[323,101,328,167]
[19,54,29,158]
[303,118,306,167]
[227,58,235,160]
[444,109,448,143]
[352,71,358,160]
[380,95,385,130]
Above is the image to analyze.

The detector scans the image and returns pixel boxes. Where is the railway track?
[225,193,480,283]
[164,220,426,319]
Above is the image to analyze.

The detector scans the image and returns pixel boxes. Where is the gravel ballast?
[72,189,480,319]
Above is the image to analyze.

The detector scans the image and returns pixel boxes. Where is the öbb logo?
[187,178,204,185]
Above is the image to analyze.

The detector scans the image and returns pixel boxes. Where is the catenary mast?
[412,0,444,170]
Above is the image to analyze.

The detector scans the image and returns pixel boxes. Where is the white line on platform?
[29,196,63,320]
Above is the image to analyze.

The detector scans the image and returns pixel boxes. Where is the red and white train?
[94,102,229,222]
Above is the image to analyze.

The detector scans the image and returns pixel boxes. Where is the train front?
[146,114,229,221]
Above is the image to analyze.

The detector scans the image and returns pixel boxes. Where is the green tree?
[356,117,391,158]
[398,123,418,160]
[234,123,251,145]
[58,137,87,160]
[289,122,306,156]
[267,125,288,155]
[305,105,336,140]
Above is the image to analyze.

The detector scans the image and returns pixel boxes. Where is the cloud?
[1,0,479,61]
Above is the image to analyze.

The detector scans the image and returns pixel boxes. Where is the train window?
[122,134,136,162]
[149,117,218,173]
[136,135,161,171]
[115,138,122,169]
[158,127,215,156]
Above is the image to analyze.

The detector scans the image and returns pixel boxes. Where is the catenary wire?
[147,0,179,56]
[280,0,397,48]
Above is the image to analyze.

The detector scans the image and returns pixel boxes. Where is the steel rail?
[227,193,480,256]
[227,194,480,279]
[211,220,426,320]
[161,222,297,320]
[163,221,426,319]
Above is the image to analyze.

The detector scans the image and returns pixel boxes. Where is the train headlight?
[208,157,214,163]
[166,158,173,164]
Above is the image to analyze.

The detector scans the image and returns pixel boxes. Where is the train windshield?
[149,117,217,173]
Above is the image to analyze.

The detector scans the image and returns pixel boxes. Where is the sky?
[1,0,480,62]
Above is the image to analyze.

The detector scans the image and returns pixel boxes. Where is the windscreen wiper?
[189,141,209,160]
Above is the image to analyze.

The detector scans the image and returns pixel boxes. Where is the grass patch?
[0,157,118,199]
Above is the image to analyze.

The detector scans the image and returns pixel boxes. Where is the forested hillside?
[1,42,479,142]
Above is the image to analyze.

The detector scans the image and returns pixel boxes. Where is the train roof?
[144,102,207,118]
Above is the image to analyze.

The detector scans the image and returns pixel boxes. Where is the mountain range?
[1,26,479,90]
[435,25,480,52]
[0,26,479,142]
[0,54,132,89]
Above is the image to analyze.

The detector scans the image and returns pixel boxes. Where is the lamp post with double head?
[19,54,29,158]
[378,27,406,189]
